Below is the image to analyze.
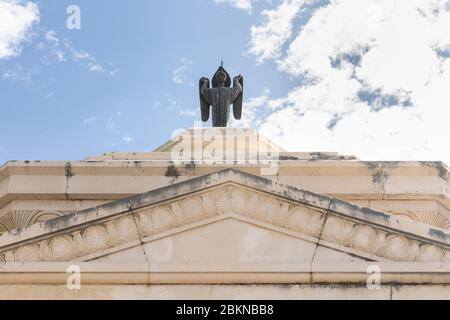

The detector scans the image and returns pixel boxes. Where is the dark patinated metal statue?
[199,63,243,127]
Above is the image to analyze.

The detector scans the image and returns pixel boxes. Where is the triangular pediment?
[92,215,368,265]
[0,169,449,264]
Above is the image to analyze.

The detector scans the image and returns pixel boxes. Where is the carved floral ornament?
[0,211,74,233]
[0,184,449,263]
[387,210,450,230]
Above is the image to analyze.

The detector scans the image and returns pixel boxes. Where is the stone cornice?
[1,160,448,179]
[0,160,448,210]
[0,262,450,285]
[0,169,449,263]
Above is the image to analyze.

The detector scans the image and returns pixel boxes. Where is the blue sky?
[1,0,449,165]
[0,0,293,163]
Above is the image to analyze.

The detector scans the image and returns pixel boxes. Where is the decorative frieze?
[387,210,450,230]
[0,210,75,234]
[0,184,449,263]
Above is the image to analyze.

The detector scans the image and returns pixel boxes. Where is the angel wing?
[199,77,210,122]
[233,76,244,120]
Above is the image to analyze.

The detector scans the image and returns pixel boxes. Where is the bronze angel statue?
[199,64,243,127]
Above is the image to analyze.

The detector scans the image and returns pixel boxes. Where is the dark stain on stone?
[44,213,75,229]
[420,161,449,181]
[360,206,390,221]
[64,162,74,200]
[372,170,389,185]
[310,152,334,160]
[383,161,402,168]
[372,167,386,185]
[128,169,231,208]
[165,165,180,179]
[133,161,145,173]
[438,165,449,181]
[65,162,74,178]
[254,175,276,189]
[372,171,381,185]
[363,161,381,170]
[278,284,291,290]
[185,162,196,171]
[280,153,358,161]
[428,228,450,241]
[330,199,390,221]
[367,162,388,187]
[340,155,358,160]
[10,228,22,236]
[279,155,299,160]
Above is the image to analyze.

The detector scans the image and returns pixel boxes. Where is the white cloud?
[247,0,306,63]
[0,0,39,59]
[157,94,197,118]
[42,30,110,74]
[106,117,115,130]
[231,88,271,127]
[42,30,67,62]
[178,109,197,117]
[64,39,105,73]
[109,68,120,77]
[89,63,104,72]
[1,64,39,82]
[172,58,192,84]
[44,92,54,99]
[44,30,58,43]
[122,132,135,144]
[246,0,450,165]
[83,117,96,125]
[153,101,161,108]
[215,0,254,12]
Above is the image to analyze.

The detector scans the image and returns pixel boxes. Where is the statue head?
[215,70,227,87]
[212,66,231,88]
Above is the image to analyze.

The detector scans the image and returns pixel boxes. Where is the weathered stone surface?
[0,169,449,265]
[0,129,448,299]
[1,134,448,233]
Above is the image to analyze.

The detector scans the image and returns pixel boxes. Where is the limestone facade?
[0,128,449,299]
